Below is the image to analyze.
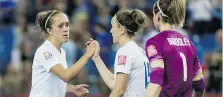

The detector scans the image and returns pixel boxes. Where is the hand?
[85,38,96,58]
[73,84,89,97]
[85,38,100,60]
[92,40,100,60]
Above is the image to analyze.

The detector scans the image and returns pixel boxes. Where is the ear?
[120,26,125,35]
[157,13,162,22]
[46,28,53,36]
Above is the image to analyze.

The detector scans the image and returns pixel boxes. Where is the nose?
[63,26,69,32]
[64,29,68,32]
[110,29,112,33]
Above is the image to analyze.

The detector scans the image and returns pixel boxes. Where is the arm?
[146,83,162,97]
[192,56,205,97]
[67,84,89,97]
[109,73,128,97]
[90,40,115,89]
[67,84,75,93]
[50,43,95,82]
[191,43,205,97]
[50,54,90,82]
[145,44,164,97]
[192,90,205,97]
[92,57,115,90]
[146,60,164,97]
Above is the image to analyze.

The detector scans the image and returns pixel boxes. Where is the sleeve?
[145,40,165,86]
[192,56,205,92]
[38,49,61,72]
[114,49,134,75]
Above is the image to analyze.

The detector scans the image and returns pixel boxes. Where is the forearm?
[65,54,90,82]
[109,89,125,97]
[192,90,205,97]
[146,83,162,97]
[66,84,75,92]
[192,79,205,97]
[93,57,115,90]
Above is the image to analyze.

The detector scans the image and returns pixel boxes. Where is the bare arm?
[50,43,95,82]
[146,83,162,97]
[67,84,75,93]
[67,84,89,97]
[109,73,128,97]
[192,90,205,97]
[50,54,90,82]
[93,57,115,90]
[90,39,115,90]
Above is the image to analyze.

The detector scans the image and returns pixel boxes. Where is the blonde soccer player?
[145,0,205,97]
[29,10,96,97]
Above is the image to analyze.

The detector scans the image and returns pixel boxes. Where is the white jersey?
[114,41,150,97]
[29,40,68,97]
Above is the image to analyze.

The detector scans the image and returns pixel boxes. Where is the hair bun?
[132,10,145,26]
[131,10,137,20]
[116,9,149,36]
[35,11,49,31]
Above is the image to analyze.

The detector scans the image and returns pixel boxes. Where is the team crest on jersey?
[118,55,127,65]
[147,45,158,57]
[44,52,52,60]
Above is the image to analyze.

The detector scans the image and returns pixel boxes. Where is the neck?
[47,37,62,52]
[159,23,176,32]
[118,35,132,46]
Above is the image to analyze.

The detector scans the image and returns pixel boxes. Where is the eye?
[58,24,63,28]
[65,23,69,27]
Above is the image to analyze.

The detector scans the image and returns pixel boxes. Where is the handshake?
[84,38,101,60]
[72,38,113,97]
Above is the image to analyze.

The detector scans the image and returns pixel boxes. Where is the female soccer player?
[145,0,205,97]
[29,10,95,97]
[88,9,150,97]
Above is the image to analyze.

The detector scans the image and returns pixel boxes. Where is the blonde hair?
[154,0,186,28]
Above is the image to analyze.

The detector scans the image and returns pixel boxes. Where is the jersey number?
[179,52,187,81]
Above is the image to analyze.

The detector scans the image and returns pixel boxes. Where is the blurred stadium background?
[0,0,222,97]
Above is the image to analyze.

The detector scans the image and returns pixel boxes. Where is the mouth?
[63,34,68,37]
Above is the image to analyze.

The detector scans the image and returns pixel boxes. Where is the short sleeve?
[145,39,165,85]
[145,40,164,69]
[37,49,61,72]
[191,43,205,91]
[146,44,163,63]
[114,50,134,75]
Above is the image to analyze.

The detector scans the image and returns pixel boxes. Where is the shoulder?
[117,42,139,56]
[146,32,165,45]
[36,42,55,54]
[34,43,55,60]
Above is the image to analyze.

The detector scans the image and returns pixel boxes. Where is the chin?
[112,40,116,44]
[62,39,69,43]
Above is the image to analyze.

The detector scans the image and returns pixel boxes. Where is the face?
[110,16,123,44]
[216,29,222,46]
[49,13,70,43]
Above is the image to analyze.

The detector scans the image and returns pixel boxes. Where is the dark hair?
[116,9,148,37]
[35,10,61,35]
[153,0,186,28]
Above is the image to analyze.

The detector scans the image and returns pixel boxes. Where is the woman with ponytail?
[145,0,205,97]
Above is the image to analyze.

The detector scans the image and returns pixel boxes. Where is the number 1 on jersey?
[179,52,187,81]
